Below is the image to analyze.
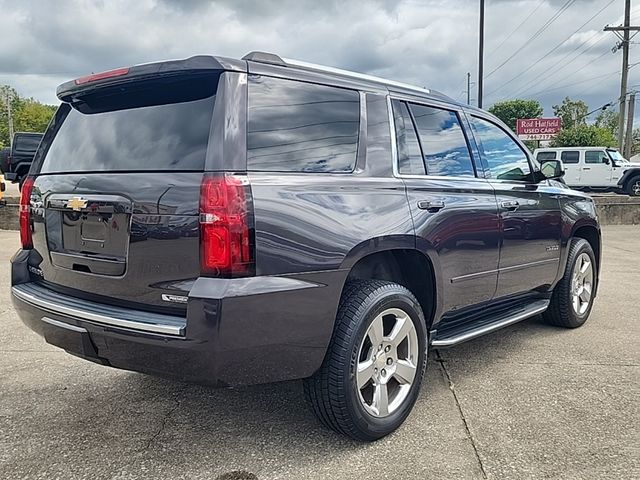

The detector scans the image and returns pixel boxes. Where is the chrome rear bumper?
[11,282,185,336]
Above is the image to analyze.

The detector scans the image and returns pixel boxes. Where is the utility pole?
[624,92,635,158]
[6,93,14,146]
[478,0,485,108]
[467,72,471,105]
[604,0,637,152]
[618,0,629,153]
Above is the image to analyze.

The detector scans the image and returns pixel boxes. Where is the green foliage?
[550,124,617,148]
[488,99,543,132]
[0,84,58,146]
[14,100,57,133]
[630,128,640,156]
[594,108,619,136]
[552,97,588,130]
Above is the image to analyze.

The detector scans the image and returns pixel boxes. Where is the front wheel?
[543,238,596,328]
[625,175,640,196]
[304,280,427,441]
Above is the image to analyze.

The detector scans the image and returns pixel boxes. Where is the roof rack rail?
[242,51,430,95]
[242,51,286,65]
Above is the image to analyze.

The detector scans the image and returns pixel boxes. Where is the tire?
[303,280,428,441]
[625,174,640,196]
[543,238,596,328]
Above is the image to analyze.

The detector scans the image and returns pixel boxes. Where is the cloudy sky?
[0,0,637,120]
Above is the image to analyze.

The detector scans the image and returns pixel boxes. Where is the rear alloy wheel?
[543,238,597,328]
[570,253,594,316]
[304,280,427,441]
[626,175,640,196]
[356,308,420,417]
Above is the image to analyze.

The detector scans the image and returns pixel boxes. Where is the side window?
[409,104,475,177]
[470,116,531,181]
[585,151,607,164]
[391,100,425,175]
[560,151,580,164]
[14,136,41,152]
[536,151,557,161]
[247,76,359,172]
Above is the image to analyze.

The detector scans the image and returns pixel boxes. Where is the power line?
[510,31,607,98]
[523,70,619,99]
[515,46,611,99]
[485,0,576,79]
[486,0,614,99]
[486,0,546,57]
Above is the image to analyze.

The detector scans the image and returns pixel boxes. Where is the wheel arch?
[568,223,602,298]
[618,168,640,188]
[572,223,601,272]
[341,247,440,330]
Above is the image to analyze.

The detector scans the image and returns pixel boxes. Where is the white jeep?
[533,147,640,196]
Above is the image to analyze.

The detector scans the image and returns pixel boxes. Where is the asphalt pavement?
[0,227,638,479]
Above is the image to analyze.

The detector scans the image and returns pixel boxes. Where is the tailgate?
[31,173,202,311]
[25,71,219,312]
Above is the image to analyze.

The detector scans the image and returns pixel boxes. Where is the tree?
[550,124,616,148]
[0,85,57,147]
[594,108,618,136]
[0,85,21,147]
[14,100,57,133]
[630,128,640,156]
[488,99,543,132]
[552,97,588,129]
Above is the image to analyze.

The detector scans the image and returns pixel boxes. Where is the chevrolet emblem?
[66,197,88,211]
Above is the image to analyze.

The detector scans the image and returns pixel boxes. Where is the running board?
[431,299,549,348]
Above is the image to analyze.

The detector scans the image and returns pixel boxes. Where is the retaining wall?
[1,194,639,232]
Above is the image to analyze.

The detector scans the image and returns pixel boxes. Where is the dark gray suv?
[11,52,601,440]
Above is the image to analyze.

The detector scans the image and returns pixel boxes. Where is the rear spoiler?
[56,55,246,103]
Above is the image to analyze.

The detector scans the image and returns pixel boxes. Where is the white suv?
[534,147,640,196]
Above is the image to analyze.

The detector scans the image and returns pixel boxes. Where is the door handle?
[583,167,591,170]
[417,200,445,212]
[500,200,520,211]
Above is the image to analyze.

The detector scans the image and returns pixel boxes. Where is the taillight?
[19,176,35,249]
[74,67,130,85]
[199,174,255,277]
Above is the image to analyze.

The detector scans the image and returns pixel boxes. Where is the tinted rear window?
[14,135,42,152]
[40,80,215,173]
[560,151,580,163]
[392,100,425,175]
[408,103,475,177]
[247,76,359,172]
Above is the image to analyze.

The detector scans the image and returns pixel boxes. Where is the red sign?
[516,118,561,140]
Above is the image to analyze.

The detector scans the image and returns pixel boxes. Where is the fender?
[339,234,417,270]
[339,234,444,324]
[617,167,640,186]
[554,217,601,288]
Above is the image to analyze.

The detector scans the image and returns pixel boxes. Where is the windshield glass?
[607,150,627,163]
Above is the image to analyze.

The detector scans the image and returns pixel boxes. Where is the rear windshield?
[14,135,42,152]
[40,78,216,173]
